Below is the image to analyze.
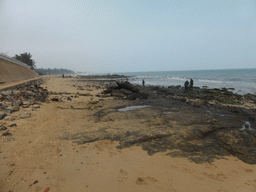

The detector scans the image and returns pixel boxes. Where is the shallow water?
[117,105,150,112]
[118,69,256,95]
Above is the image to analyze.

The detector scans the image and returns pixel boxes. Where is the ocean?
[116,68,256,95]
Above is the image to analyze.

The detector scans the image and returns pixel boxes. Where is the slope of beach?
[1,76,256,192]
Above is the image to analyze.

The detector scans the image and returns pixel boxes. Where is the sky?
[0,0,256,73]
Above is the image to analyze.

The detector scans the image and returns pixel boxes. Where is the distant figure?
[142,79,145,87]
[184,80,189,93]
[190,78,194,91]
[62,74,64,78]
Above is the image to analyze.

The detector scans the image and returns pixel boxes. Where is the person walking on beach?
[62,74,65,78]
[184,80,189,93]
[142,79,145,87]
[189,78,194,91]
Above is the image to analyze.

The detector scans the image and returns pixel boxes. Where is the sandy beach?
[1,76,256,192]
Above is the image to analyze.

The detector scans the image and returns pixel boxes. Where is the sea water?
[117,68,256,95]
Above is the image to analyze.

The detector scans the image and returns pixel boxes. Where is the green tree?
[14,52,36,69]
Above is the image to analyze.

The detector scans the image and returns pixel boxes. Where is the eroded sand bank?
[1,77,256,192]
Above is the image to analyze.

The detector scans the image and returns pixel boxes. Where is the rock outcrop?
[102,81,149,100]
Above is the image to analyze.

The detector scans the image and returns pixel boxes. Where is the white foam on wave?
[167,76,187,81]
[198,79,232,84]
[136,76,162,79]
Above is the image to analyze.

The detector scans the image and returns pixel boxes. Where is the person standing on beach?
[189,78,193,91]
[62,74,64,78]
[184,80,189,93]
[142,79,145,87]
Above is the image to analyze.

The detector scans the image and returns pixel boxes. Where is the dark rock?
[37,97,46,102]
[51,98,59,102]
[2,131,12,136]
[137,178,143,181]
[127,92,148,100]
[171,97,186,102]
[120,89,133,95]
[0,126,7,131]
[8,124,17,127]
[244,93,256,104]
[103,81,148,100]
[0,112,7,120]
[116,81,139,93]
[67,97,72,101]
[215,129,256,164]
[168,85,181,89]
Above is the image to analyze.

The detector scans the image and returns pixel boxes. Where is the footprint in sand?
[119,169,128,180]
[135,177,158,185]
[119,169,128,176]
[245,169,253,173]
[203,172,228,181]
[136,178,147,185]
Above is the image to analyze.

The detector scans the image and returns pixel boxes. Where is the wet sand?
[1,76,256,192]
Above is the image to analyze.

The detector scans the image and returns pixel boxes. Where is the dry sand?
[1,77,256,192]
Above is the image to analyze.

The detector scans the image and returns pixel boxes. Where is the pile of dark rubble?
[102,81,149,100]
[146,85,256,106]
[0,80,48,121]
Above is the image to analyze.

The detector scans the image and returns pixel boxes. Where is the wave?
[228,78,241,81]
[134,75,234,84]
[167,76,188,81]
[198,79,232,84]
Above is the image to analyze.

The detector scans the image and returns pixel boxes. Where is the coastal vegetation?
[34,68,74,75]
[14,52,36,69]
[13,52,74,75]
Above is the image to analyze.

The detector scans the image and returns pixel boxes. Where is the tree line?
[35,68,74,75]
[14,52,74,75]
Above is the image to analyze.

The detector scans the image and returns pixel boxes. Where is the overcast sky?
[1,0,256,73]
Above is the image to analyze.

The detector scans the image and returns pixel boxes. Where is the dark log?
[116,81,139,93]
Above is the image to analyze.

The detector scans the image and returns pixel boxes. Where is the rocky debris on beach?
[0,125,7,131]
[60,82,256,164]
[0,112,7,120]
[244,93,256,104]
[60,97,256,164]
[2,130,12,136]
[2,76,256,165]
[146,85,246,106]
[102,81,149,100]
[0,80,48,120]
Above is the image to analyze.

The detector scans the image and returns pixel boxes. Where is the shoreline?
[1,75,256,191]
[76,73,256,95]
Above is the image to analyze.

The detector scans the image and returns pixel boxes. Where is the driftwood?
[115,81,139,93]
[102,81,148,100]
